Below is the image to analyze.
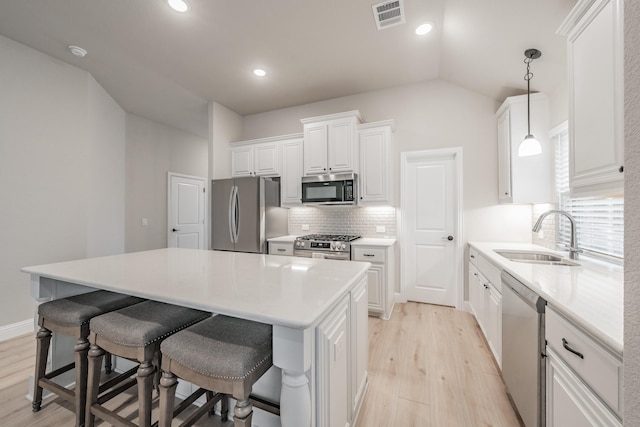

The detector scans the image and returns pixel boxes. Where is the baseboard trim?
[0,319,33,342]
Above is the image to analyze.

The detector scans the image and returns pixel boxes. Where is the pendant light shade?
[518,48,542,157]
[519,134,542,156]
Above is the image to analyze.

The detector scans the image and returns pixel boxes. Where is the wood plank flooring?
[0,303,520,426]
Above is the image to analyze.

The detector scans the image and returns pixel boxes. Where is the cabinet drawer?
[269,242,293,256]
[469,247,479,266]
[352,247,385,263]
[545,307,622,415]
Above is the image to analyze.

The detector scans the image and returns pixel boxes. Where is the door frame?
[167,172,208,249]
[399,147,464,309]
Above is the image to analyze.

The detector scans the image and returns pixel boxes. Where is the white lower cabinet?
[350,277,368,423]
[468,248,502,367]
[316,276,368,427]
[545,306,622,425]
[352,244,395,320]
[546,347,621,427]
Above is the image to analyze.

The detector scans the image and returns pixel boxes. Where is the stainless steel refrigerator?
[211,176,287,253]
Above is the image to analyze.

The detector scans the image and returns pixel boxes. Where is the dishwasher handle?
[501,271,546,313]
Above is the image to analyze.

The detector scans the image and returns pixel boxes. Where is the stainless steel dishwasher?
[501,271,547,427]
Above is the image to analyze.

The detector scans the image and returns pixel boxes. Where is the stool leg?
[32,327,52,412]
[221,395,229,421]
[85,345,105,427]
[158,371,178,427]
[137,360,155,427]
[74,337,90,427]
[104,351,113,374]
[233,398,253,427]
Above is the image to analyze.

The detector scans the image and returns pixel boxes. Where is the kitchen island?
[23,248,371,427]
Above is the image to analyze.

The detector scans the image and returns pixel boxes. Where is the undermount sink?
[494,250,580,266]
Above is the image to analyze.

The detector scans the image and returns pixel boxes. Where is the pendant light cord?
[524,55,534,136]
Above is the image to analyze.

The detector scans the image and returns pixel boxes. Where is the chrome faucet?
[532,210,580,260]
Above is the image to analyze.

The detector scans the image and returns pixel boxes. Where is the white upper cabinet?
[558,0,624,197]
[358,120,394,206]
[301,111,362,175]
[231,139,281,177]
[496,93,552,204]
[281,137,304,206]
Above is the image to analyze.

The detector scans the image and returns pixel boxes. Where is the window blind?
[554,127,624,259]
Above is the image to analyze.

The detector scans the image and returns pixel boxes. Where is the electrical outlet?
[302,224,310,231]
[376,225,385,233]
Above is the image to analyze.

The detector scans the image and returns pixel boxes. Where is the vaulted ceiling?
[0,0,577,138]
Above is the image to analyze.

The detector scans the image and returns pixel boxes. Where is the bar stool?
[32,290,145,427]
[158,315,277,427]
[85,300,211,427]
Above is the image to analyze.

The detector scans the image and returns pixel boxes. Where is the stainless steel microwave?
[301,173,357,205]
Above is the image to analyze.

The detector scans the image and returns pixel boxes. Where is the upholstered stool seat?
[158,315,277,427]
[33,290,145,427]
[85,300,211,427]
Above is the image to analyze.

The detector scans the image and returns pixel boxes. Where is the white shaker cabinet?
[231,139,281,177]
[350,277,368,423]
[280,137,304,206]
[558,0,624,197]
[468,247,502,367]
[496,93,551,204]
[545,306,622,426]
[301,111,362,176]
[358,121,394,206]
[352,244,395,320]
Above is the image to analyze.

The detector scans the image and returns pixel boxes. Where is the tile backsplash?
[532,203,556,250]
[288,206,396,237]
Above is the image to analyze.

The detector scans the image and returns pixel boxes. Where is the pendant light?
[518,48,542,157]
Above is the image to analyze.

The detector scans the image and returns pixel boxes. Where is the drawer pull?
[277,248,286,252]
[363,254,375,257]
[562,338,584,359]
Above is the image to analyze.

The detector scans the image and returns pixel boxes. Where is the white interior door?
[168,173,206,249]
[401,149,461,307]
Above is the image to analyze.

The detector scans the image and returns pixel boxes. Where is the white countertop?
[23,248,370,329]
[469,242,623,355]
[267,235,298,243]
[351,238,396,247]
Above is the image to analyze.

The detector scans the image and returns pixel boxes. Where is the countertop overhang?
[469,242,623,355]
[23,248,371,329]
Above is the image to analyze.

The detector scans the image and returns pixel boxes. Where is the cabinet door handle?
[562,338,584,359]
[619,165,624,173]
[470,254,475,258]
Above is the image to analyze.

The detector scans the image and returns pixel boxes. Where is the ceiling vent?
[371,0,406,30]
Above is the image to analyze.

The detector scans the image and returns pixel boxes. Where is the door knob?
[443,235,454,241]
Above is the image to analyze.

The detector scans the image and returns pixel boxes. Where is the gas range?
[293,234,361,260]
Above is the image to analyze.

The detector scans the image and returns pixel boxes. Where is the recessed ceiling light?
[415,22,434,36]
[167,0,189,12]
[68,45,87,57]
[253,69,267,77]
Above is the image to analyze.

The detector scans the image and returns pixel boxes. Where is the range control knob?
[341,244,346,249]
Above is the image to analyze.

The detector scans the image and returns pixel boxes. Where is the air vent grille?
[372,0,405,30]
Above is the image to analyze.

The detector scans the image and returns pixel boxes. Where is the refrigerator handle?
[228,186,236,244]
[233,186,240,243]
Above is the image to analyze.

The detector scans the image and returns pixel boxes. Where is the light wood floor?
[0,303,520,426]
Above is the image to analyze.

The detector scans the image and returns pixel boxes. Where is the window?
[553,123,624,259]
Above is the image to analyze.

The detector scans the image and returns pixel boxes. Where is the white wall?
[209,101,242,181]
[624,0,640,423]
[86,75,126,257]
[242,80,533,244]
[0,35,125,327]
[125,114,208,253]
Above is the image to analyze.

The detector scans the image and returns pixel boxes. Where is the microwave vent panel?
[372,0,406,30]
